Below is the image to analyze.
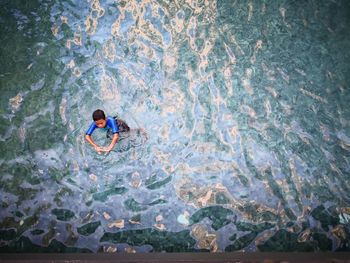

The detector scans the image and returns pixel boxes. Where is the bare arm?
[85,134,103,152]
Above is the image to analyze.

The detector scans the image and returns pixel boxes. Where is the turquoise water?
[0,0,350,253]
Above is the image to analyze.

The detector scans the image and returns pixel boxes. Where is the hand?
[102,146,113,153]
[94,146,104,154]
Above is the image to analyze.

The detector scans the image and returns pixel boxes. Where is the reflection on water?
[0,0,350,253]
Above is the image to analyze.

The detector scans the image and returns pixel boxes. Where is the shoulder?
[107,116,116,123]
[86,122,97,135]
[106,117,117,126]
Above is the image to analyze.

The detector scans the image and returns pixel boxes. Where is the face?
[95,119,107,128]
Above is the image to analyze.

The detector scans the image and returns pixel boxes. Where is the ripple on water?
[0,0,350,253]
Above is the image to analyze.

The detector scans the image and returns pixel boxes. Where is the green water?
[0,0,350,253]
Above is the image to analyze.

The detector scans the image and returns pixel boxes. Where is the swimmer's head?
[92,109,106,128]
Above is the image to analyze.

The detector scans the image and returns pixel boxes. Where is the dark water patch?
[234,169,250,187]
[215,192,230,204]
[243,148,264,181]
[1,201,9,208]
[100,228,196,252]
[189,206,233,230]
[129,214,141,224]
[51,208,75,221]
[0,229,17,241]
[335,232,350,252]
[237,203,278,222]
[0,236,92,253]
[311,205,340,231]
[301,180,313,199]
[146,175,172,190]
[1,163,40,188]
[80,211,94,225]
[77,221,101,236]
[229,233,236,242]
[42,221,56,246]
[243,152,297,221]
[312,233,333,251]
[145,174,172,190]
[235,221,275,233]
[66,178,79,187]
[85,199,93,207]
[313,180,347,204]
[258,229,316,252]
[15,187,39,206]
[0,217,19,231]
[264,167,297,221]
[0,214,39,238]
[255,211,279,222]
[148,198,167,206]
[225,232,257,251]
[0,0,349,253]
[30,229,45,235]
[285,221,303,234]
[64,223,78,246]
[53,187,74,206]
[22,103,66,152]
[1,165,41,206]
[92,187,127,202]
[48,167,70,184]
[124,198,147,212]
[14,211,24,218]
[0,0,58,98]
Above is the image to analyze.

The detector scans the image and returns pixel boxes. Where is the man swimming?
[85,109,120,153]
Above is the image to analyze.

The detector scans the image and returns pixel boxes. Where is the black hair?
[92,109,106,121]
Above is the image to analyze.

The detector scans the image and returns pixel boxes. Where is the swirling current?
[0,0,350,253]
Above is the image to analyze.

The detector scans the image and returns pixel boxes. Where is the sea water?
[0,0,349,252]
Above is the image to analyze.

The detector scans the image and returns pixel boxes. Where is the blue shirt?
[86,117,119,135]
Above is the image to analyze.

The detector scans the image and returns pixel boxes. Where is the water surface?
[0,0,350,253]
